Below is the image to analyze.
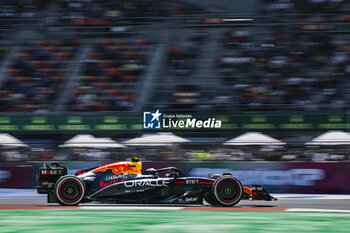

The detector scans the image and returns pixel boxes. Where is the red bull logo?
[91,162,139,175]
[111,164,135,174]
[243,187,252,195]
[100,181,117,188]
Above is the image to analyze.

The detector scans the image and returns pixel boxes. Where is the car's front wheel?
[54,175,86,206]
[211,176,243,207]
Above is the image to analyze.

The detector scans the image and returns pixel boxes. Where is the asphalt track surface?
[1,198,350,210]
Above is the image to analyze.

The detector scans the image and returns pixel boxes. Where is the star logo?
[150,109,162,122]
[143,110,162,129]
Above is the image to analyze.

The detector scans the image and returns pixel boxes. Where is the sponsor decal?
[186,179,199,185]
[40,169,64,175]
[124,179,170,188]
[180,197,198,202]
[100,180,117,188]
[143,109,222,129]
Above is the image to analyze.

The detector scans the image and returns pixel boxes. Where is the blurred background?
[0,0,350,192]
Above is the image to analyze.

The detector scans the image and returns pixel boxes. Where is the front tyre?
[212,176,243,207]
[54,175,85,206]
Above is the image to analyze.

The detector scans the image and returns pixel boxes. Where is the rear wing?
[37,163,67,194]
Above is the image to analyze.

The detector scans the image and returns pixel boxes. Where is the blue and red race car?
[37,158,277,206]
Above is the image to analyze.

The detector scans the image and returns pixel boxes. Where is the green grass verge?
[0,210,349,233]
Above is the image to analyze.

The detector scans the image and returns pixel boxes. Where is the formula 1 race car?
[37,158,277,206]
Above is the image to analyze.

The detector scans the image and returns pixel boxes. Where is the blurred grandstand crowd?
[0,0,349,113]
[1,146,349,162]
[0,0,350,161]
[218,28,349,111]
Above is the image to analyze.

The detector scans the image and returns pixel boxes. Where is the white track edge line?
[286,208,350,213]
[78,206,350,213]
[79,206,184,210]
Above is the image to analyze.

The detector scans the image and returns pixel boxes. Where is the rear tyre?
[54,175,85,206]
[212,176,243,207]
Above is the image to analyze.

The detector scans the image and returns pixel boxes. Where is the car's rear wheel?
[212,176,243,207]
[54,175,85,206]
